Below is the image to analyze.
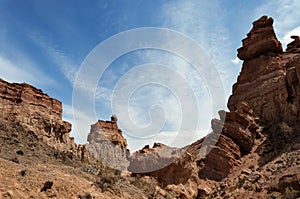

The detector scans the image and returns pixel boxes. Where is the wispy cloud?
[85,1,232,151]
[113,1,230,150]
[0,53,55,87]
[160,0,239,99]
[86,1,232,151]
[62,103,96,143]
[27,31,79,84]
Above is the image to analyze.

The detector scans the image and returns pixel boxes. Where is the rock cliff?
[86,117,130,171]
[126,16,300,198]
[128,143,182,174]
[0,15,299,199]
[229,16,300,130]
[0,78,83,154]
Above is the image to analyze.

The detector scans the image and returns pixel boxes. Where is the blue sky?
[0,0,299,152]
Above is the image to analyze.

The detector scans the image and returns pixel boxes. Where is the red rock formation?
[128,143,181,175]
[128,102,261,191]
[237,16,283,60]
[87,118,128,149]
[228,16,300,131]
[287,36,300,53]
[0,78,79,153]
[200,103,259,181]
[86,117,129,171]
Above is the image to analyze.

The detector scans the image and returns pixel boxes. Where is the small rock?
[10,157,19,164]
[16,150,24,156]
[19,169,27,176]
[248,172,261,183]
[1,191,13,199]
[241,169,252,175]
[248,164,255,170]
[78,193,92,199]
[41,181,53,192]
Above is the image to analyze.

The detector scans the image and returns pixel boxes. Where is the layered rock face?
[200,102,260,181]
[127,101,261,198]
[228,16,300,131]
[86,117,130,171]
[287,36,300,53]
[126,16,300,198]
[128,143,182,176]
[237,16,283,60]
[0,78,79,153]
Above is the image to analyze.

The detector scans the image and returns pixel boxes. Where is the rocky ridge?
[0,15,299,199]
[0,79,173,198]
[0,78,84,155]
[126,16,300,198]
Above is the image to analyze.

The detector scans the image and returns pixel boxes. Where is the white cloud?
[161,0,231,69]
[231,57,242,65]
[112,1,229,151]
[282,26,300,48]
[105,50,218,152]
[66,1,234,152]
[126,129,209,152]
[78,1,230,152]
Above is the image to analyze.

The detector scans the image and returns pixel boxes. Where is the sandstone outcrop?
[200,103,260,180]
[86,117,130,171]
[128,102,261,196]
[287,36,300,53]
[237,16,283,60]
[1,15,300,199]
[0,78,83,155]
[228,16,300,132]
[127,16,300,198]
[128,143,182,177]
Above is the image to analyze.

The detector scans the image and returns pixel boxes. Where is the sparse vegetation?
[95,166,120,194]
[237,178,246,189]
[282,187,300,199]
[131,176,156,198]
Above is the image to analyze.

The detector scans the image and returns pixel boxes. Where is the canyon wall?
[0,78,87,157]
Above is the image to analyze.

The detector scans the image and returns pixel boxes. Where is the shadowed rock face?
[0,78,79,153]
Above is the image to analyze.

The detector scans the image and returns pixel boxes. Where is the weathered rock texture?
[229,16,300,131]
[127,16,300,198]
[237,16,283,60]
[0,78,83,155]
[127,102,261,199]
[206,16,300,198]
[1,15,300,199]
[86,117,130,171]
[128,143,182,174]
[201,102,260,180]
[287,36,300,53]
